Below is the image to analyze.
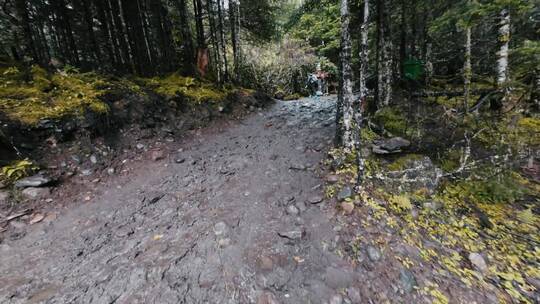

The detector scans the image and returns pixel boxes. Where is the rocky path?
[0,96,364,304]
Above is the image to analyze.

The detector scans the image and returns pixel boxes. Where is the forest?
[0,0,539,303]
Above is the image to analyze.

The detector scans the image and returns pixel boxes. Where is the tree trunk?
[108,0,132,72]
[14,0,41,64]
[81,0,101,65]
[423,1,433,85]
[355,0,369,189]
[463,22,472,114]
[174,0,196,75]
[230,0,241,83]
[497,8,510,93]
[121,0,152,75]
[339,0,354,150]
[217,0,229,82]
[95,0,118,70]
[376,0,392,110]
[399,0,407,79]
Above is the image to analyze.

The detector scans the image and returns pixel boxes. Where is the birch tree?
[496,8,510,96]
[338,0,354,150]
[376,0,392,109]
[354,0,369,189]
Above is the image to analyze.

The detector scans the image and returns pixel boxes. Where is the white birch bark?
[339,0,354,149]
[497,8,510,87]
[355,0,369,189]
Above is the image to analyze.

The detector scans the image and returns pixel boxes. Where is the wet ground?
[0,96,369,303]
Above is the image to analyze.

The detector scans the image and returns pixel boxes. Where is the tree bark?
[230,0,241,83]
[339,0,354,150]
[217,0,229,82]
[174,0,196,75]
[376,0,392,110]
[14,0,41,64]
[497,8,510,91]
[463,21,472,114]
[355,0,369,189]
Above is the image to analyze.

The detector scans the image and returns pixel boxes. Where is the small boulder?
[286,205,300,216]
[399,269,417,293]
[340,202,355,214]
[257,291,279,304]
[469,252,488,273]
[307,195,324,204]
[278,228,305,240]
[366,245,382,262]
[213,222,228,236]
[326,175,339,184]
[15,175,52,188]
[337,186,353,201]
[372,137,411,154]
[21,187,51,200]
[150,149,165,161]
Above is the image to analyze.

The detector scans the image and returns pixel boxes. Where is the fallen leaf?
[153,234,163,241]
[30,213,45,224]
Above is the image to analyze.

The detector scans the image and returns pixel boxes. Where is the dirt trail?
[0,96,366,304]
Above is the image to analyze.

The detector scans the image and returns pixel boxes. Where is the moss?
[284,93,302,101]
[387,154,424,171]
[439,149,462,172]
[517,117,540,146]
[139,73,230,104]
[374,107,407,136]
[389,194,413,213]
[361,128,378,142]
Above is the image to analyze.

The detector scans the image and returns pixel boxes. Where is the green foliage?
[283,93,302,100]
[443,171,529,205]
[139,73,230,104]
[1,159,38,182]
[387,154,424,171]
[286,0,340,63]
[373,107,408,136]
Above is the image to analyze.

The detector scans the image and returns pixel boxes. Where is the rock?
[136,143,145,150]
[307,195,324,204]
[258,256,274,271]
[469,252,488,273]
[278,228,305,240]
[296,202,308,212]
[290,163,307,170]
[373,156,442,194]
[218,238,231,248]
[15,175,52,188]
[337,186,353,201]
[175,158,186,164]
[286,205,299,216]
[372,137,411,154]
[150,149,165,161]
[107,168,115,175]
[0,191,9,204]
[326,175,339,184]
[257,291,279,304]
[213,222,228,236]
[340,202,354,215]
[328,294,343,304]
[80,169,93,177]
[366,246,381,262]
[346,287,362,303]
[399,269,417,293]
[0,180,6,189]
[90,155,98,164]
[21,187,51,200]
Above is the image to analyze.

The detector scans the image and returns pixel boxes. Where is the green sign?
[403,58,424,80]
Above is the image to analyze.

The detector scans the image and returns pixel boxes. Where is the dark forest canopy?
[0,0,283,78]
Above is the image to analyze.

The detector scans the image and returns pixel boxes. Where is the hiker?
[315,63,329,96]
[306,73,319,97]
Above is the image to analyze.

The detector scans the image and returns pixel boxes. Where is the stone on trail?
[150,149,165,161]
[15,175,52,188]
[286,204,300,215]
[21,187,51,200]
[213,221,228,236]
[337,186,352,201]
[469,252,488,273]
[278,228,305,240]
[399,269,417,293]
[307,194,324,204]
[346,287,362,303]
[366,245,382,262]
[340,202,354,215]
[328,294,343,304]
[326,175,339,184]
